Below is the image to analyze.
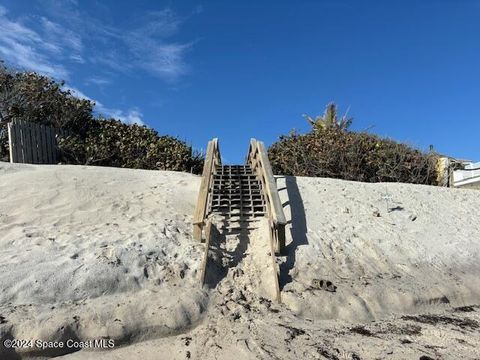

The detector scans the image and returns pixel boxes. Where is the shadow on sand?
[278,176,309,290]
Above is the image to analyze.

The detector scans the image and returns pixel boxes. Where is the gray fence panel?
[7,120,66,165]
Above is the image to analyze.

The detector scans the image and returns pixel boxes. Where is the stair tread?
[207,164,267,232]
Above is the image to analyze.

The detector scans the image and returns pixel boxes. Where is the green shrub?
[0,62,203,173]
[0,65,93,132]
[268,104,439,185]
[58,119,203,172]
[0,64,93,161]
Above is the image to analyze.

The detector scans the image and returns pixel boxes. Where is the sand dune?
[1,163,479,359]
[276,176,480,321]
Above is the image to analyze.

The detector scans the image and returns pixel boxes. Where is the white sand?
[0,162,479,359]
[276,175,480,321]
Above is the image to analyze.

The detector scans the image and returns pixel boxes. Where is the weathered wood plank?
[25,122,33,163]
[13,121,21,163]
[29,122,35,163]
[19,120,26,163]
[192,138,219,241]
[29,123,36,163]
[268,220,282,303]
[50,126,56,163]
[199,218,218,285]
[39,124,47,163]
[37,124,44,163]
[7,122,14,163]
[18,122,23,162]
[193,140,214,215]
[13,120,20,163]
[256,141,287,225]
[45,125,53,164]
[51,127,57,164]
[31,123,39,164]
[55,127,64,163]
[192,224,203,242]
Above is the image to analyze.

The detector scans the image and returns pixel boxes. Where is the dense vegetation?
[59,120,203,172]
[0,61,439,183]
[0,62,203,173]
[268,103,439,185]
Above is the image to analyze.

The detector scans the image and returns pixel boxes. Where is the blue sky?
[1,0,479,163]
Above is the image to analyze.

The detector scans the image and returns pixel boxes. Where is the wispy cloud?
[64,86,145,126]
[97,107,145,126]
[84,76,112,86]
[0,2,196,126]
[0,2,194,82]
[127,10,192,80]
[41,1,192,82]
[0,5,69,78]
[40,17,83,53]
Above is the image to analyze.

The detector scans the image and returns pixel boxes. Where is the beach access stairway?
[193,139,286,302]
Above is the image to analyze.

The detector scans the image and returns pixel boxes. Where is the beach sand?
[1,162,479,359]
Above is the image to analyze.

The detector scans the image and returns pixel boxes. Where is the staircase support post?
[192,138,220,241]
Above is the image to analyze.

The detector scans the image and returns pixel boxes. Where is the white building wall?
[453,162,480,189]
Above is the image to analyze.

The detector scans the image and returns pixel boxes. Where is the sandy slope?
[275,175,480,321]
[0,163,206,358]
[0,162,479,359]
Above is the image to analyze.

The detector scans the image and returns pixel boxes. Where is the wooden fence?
[7,120,67,164]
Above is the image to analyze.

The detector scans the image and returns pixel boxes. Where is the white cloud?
[0,3,193,82]
[97,107,145,126]
[0,6,69,78]
[63,86,94,102]
[85,76,111,86]
[138,9,181,38]
[44,2,192,82]
[64,86,145,126]
[0,3,193,127]
[40,17,83,53]
[123,10,191,81]
[129,40,191,80]
[70,54,85,64]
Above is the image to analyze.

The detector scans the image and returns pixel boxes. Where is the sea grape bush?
[0,62,203,173]
[58,119,203,173]
[268,104,438,185]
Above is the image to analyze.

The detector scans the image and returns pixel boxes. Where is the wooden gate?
[7,120,67,164]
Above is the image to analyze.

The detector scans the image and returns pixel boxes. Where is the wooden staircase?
[193,139,287,302]
[209,165,266,233]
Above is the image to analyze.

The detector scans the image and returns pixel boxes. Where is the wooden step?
[207,164,267,230]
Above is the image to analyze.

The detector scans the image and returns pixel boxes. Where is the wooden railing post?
[192,138,220,241]
[199,218,220,286]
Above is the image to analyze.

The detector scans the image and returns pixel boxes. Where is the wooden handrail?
[193,138,221,241]
[247,139,287,254]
